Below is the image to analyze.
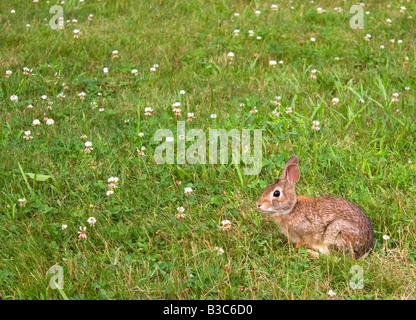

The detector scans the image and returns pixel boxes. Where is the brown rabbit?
[256,156,374,259]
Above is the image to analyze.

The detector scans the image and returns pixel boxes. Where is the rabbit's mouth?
[256,203,275,213]
[257,204,292,215]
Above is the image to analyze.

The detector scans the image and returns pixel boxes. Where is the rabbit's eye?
[273,190,280,197]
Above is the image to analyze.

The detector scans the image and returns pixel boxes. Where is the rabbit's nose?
[256,202,262,209]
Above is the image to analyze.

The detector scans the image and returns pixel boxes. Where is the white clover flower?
[312,120,320,131]
[364,34,371,41]
[271,4,278,10]
[214,246,225,255]
[383,234,390,240]
[23,130,33,140]
[380,45,385,49]
[10,95,18,102]
[22,67,33,76]
[332,97,340,105]
[210,114,217,119]
[175,210,186,219]
[269,60,277,66]
[227,52,235,59]
[310,37,316,42]
[398,39,403,44]
[144,106,153,116]
[256,36,262,40]
[255,10,261,16]
[5,70,12,77]
[32,119,41,126]
[87,217,96,226]
[73,29,80,38]
[359,98,364,103]
[131,69,138,75]
[85,141,92,147]
[27,104,34,109]
[179,90,186,95]
[328,290,336,297]
[107,177,118,189]
[78,226,87,239]
[285,107,292,114]
[106,190,114,196]
[57,92,66,99]
[10,9,16,14]
[386,18,392,23]
[46,118,54,125]
[184,187,193,196]
[317,7,325,14]
[233,29,240,36]
[62,224,67,230]
[278,60,284,65]
[177,207,185,213]
[103,67,109,74]
[150,67,156,72]
[108,176,119,183]
[221,220,232,231]
[272,109,281,116]
[138,132,144,137]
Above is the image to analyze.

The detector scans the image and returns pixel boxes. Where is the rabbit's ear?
[281,156,299,180]
[286,164,300,185]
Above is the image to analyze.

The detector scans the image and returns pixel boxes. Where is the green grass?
[0,0,415,300]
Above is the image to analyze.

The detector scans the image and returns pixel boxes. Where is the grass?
[0,0,415,300]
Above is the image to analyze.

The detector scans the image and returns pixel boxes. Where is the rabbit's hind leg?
[323,220,362,258]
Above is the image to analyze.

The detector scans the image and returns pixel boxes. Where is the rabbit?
[256,156,374,259]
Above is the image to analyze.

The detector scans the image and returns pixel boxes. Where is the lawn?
[0,0,415,300]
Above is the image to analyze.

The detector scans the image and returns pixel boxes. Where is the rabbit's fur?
[256,156,374,259]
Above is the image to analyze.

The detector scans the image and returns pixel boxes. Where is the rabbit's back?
[274,196,374,259]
